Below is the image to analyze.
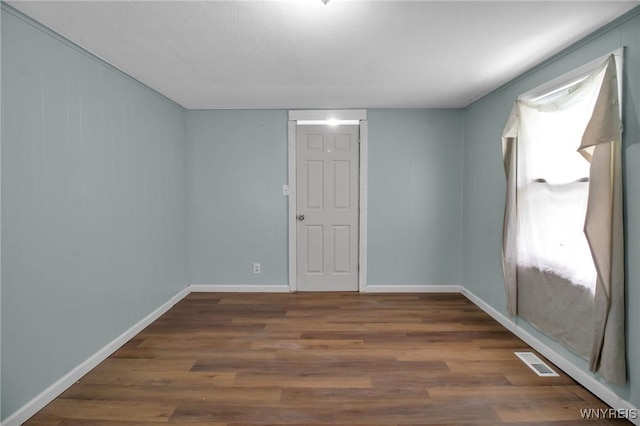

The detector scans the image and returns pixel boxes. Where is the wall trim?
[358,121,369,292]
[287,110,368,292]
[189,284,291,293]
[461,286,640,426]
[363,284,461,293]
[287,120,298,292]
[1,286,191,426]
[288,110,367,121]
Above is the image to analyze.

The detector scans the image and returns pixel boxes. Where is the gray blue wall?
[1,7,188,419]
[367,110,463,286]
[186,109,464,287]
[0,7,3,421]
[3,1,639,422]
[186,110,289,285]
[462,10,640,409]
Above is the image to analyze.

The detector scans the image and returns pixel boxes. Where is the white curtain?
[501,54,626,384]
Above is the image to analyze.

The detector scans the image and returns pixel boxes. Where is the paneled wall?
[367,110,463,286]
[186,110,289,286]
[463,10,640,410]
[4,1,638,421]
[0,7,3,421]
[1,7,188,418]
[185,109,464,288]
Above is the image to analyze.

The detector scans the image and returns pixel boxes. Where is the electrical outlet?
[253,263,261,274]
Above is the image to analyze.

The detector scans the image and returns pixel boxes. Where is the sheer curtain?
[501,54,625,384]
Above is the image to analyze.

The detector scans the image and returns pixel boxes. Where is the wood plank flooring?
[26,293,630,425]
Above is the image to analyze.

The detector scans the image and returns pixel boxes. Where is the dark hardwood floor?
[25,293,629,425]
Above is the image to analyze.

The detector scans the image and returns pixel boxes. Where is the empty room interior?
[2,0,640,424]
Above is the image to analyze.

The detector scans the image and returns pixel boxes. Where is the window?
[501,49,626,384]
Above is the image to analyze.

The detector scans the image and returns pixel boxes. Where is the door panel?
[296,124,359,291]
[333,161,351,209]
[306,161,324,209]
[306,225,324,274]
[333,225,350,273]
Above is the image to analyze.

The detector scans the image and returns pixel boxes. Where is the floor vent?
[515,351,559,377]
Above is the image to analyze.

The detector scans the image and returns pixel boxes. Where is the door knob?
[297,214,305,221]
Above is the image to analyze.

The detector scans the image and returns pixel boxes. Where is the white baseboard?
[2,286,191,426]
[461,286,639,426]
[5,284,637,426]
[362,284,461,293]
[191,284,460,294]
[189,284,291,293]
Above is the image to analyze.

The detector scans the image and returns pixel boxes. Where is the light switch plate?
[282,185,289,196]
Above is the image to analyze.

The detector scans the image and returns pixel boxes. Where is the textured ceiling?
[7,1,640,109]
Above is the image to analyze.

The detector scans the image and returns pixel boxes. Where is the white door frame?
[288,110,368,292]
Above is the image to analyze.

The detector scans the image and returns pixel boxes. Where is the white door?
[296,124,359,291]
